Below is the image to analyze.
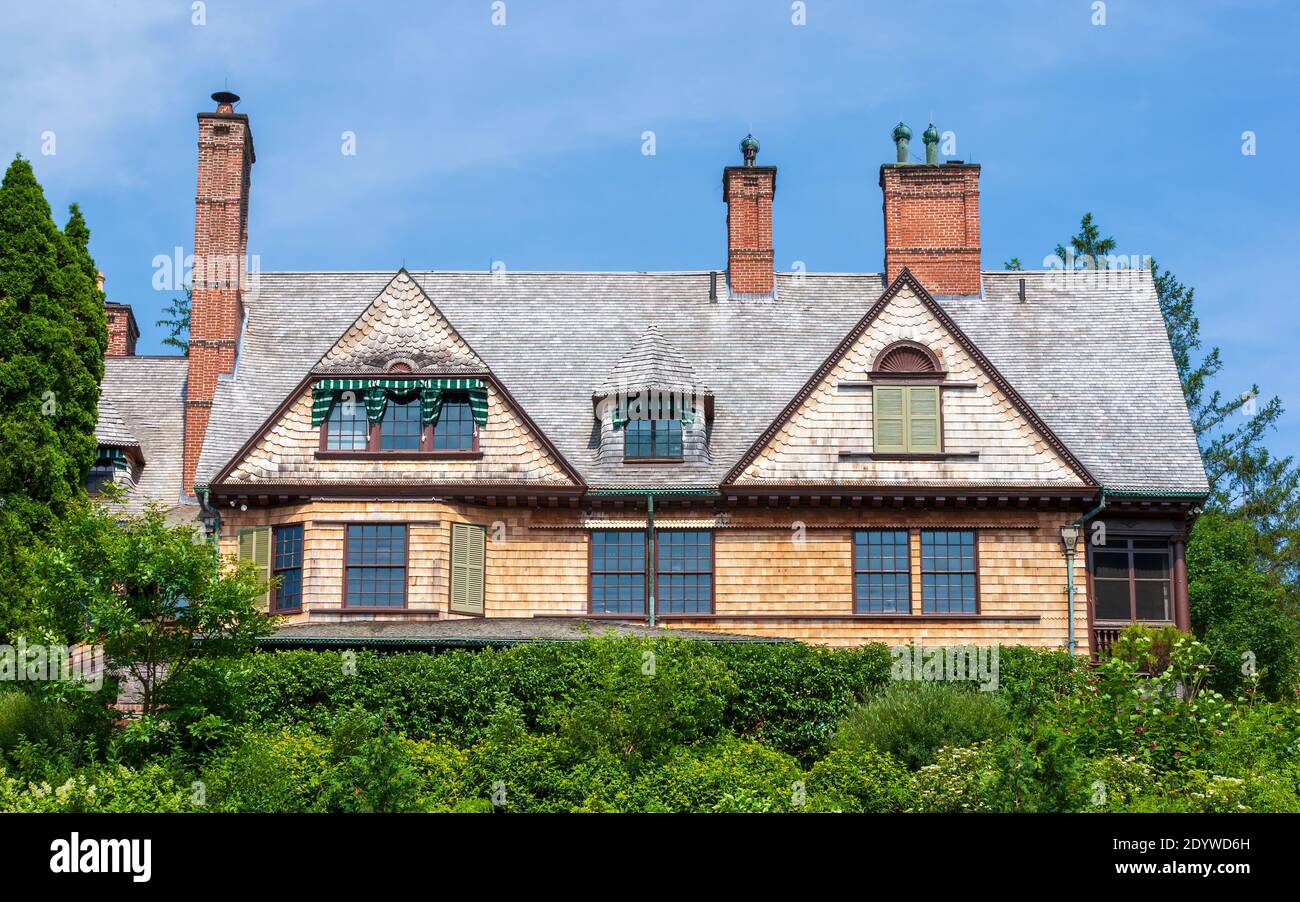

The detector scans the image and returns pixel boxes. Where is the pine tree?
[1054,212,1117,268]
[0,156,106,639]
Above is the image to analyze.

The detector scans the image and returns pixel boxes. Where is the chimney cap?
[922,123,939,144]
[892,121,912,141]
[740,133,760,166]
[211,90,241,109]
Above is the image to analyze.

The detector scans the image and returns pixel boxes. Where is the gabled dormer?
[593,324,712,465]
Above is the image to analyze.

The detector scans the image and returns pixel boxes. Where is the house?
[92,94,1209,654]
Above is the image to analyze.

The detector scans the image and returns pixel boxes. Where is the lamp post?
[1060,524,1081,653]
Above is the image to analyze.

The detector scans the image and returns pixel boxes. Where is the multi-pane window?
[624,419,683,459]
[272,524,303,611]
[873,385,940,453]
[1091,537,1172,622]
[853,530,911,613]
[657,531,712,614]
[379,396,422,451]
[920,530,977,613]
[433,393,475,451]
[345,524,407,607]
[325,394,369,450]
[590,531,646,614]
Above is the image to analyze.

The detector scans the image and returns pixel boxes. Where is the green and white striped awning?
[95,446,131,470]
[311,377,488,428]
[611,390,700,429]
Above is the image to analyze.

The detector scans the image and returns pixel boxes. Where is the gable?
[315,270,486,373]
[219,375,578,487]
[729,272,1093,488]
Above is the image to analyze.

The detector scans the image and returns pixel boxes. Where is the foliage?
[28,499,275,714]
[549,635,737,767]
[804,745,914,812]
[834,681,1009,770]
[0,157,106,638]
[156,285,190,355]
[627,738,803,813]
[0,762,193,813]
[1187,511,1300,698]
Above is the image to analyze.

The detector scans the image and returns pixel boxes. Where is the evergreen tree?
[1004,257,1023,271]
[1053,212,1116,268]
[0,156,105,638]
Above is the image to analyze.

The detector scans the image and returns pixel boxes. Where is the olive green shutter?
[906,386,941,452]
[450,523,486,615]
[873,386,907,452]
[238,527,272,607]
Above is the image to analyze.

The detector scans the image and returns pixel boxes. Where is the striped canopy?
[610,389,699,429]
[311,377,488,427]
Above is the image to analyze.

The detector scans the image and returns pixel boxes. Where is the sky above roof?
[2,0,1297,460]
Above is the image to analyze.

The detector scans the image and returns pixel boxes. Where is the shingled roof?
[194,268,1208,495]
[99,356,192,516]
[93,395,140,449]
[596,323,711,398]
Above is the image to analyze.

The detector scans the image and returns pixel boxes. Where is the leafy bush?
[628,738,804,813]
[201,729,334,813]
[0,689,72,758]
[460,733,632,813]
[834,681,1009,769]
[804,745,914,812]
[0,762,194,813]
[913,742,1000,812]
[986,645,1081,725]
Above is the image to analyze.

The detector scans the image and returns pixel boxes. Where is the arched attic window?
[869,341,943,454]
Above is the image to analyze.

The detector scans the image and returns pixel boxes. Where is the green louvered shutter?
[906,386,941,452]
[450,523,486,615]
[238,527,273,608]
[873,386,907,452]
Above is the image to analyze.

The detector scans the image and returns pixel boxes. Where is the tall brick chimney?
[723,134,776,297]
[184,90,254,495]
[880,122,981,296]
[99,272,139,356]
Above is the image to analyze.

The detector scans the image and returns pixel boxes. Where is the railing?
[1092,625,1124,658]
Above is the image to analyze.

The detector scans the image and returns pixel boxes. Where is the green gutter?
[587,488,721,497]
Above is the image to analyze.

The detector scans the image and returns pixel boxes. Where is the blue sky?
[2,0,1297,460]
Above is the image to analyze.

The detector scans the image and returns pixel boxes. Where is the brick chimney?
[184,90,255,495]
[880,122,981,296]
[98,272,139,356]
[723,134,776,297]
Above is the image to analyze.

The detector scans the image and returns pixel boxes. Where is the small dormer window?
[625,417,683,460]
[870,341,944,454]
[312,377,488,456]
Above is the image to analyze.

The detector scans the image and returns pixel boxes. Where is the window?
[920,530,977,613]
[449,523,486,615]
[590,531,646,614]
[433,393,475,451]
[853,530,911,613]
[657,531,712,614]
[1091,537,1172,623]
[272,525,303,611]
[625,419,683,460]
[325,394,369,450]
[345,524,407,607]
[379,396,422,451]
[873,385,940,453]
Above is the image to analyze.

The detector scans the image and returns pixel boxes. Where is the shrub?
[201,729,334,813]
[834,681,1009,769]
[460,733,632,813]
[628,738,804,813]
[804,745,914,812]
[0,689,72,758]
[0,762,194,813]
[913,742,1000,813]
[1105,623,1187,675]
[549,635,737,767]
[987,645,1081,725]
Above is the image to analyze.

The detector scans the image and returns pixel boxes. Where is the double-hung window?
[271,524,303,611]
[920,530,978,613]
[321,389,477,453]
[624,418,683,460]
[345,524,407,608]
[1090,537,1172,623]
[853,530,911,613]
[589,530,714,614]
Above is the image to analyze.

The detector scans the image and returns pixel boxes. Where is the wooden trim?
[316,450,484,461]
[535,613,1041,623]
[839,451,979,461]
[721,268,1099,488]
[916,528,981,615]
[340,521,409,610]
[871,339,943,375]
[850,528,912,614]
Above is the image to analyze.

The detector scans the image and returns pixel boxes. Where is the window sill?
[838,451,980,461]
[622,457,685,464]
[316,451,483,461]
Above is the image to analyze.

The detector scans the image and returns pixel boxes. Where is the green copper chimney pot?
[923,123,939,163]
[892,121,911,163]
[740,133,760,166]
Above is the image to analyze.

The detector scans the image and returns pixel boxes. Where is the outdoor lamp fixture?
[1060,523,1082,653]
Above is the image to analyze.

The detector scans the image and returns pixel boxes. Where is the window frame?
[270,522,304,613]
[852,529,912,614]
[317,390,480,458]
[587,529,715,615]
[655,530,714,615]
[622,418,685,462]
[919,529,980,614]
[342,522,409,609]
[1087,536,1174,625]
[872,384,943,454]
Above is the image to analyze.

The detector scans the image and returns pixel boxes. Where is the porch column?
[1173,539,1190,632]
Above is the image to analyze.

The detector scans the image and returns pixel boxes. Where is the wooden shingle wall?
[739,284,1085,486]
